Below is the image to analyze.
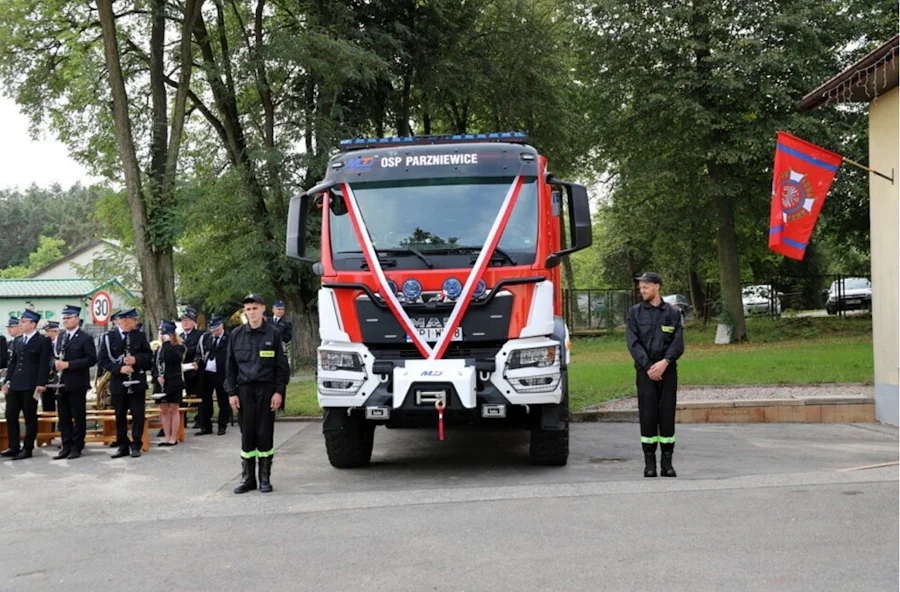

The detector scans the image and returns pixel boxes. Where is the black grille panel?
[368,343,503,361]
[355,295,513,344]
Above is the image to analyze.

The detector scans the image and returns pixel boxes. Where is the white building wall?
[868,86,899,426]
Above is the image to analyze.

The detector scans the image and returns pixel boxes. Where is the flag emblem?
[778,170,815,221]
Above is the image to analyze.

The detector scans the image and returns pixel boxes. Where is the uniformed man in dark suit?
[178,306,206,428]
[3,316,20,382]
[227,294,290,494]
[1,310,53,460]
[97,308,152,458]
[268,300,292,412]
[41,320,61,415]
[267,300,293,345]
[626,272,685,478]
[0,321,8,373]
[196,316,231,435]
[51,305,98,460]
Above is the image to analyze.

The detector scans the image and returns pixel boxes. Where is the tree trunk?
[688,268,705,313]
[710,190,746,342]
[97,0,176,337]
[397,73,412,136]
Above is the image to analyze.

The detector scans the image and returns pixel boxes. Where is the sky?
[0,96,98,191]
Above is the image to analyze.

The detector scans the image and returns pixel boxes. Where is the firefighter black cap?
[636,272,662,285]
[242,293,265,305]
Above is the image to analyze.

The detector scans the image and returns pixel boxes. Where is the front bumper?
[316,338,564,411]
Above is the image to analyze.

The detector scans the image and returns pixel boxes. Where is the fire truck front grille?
[367,343,504,361]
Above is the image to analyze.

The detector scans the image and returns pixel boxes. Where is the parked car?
[826,277,872,315]
[663,294,693,320]
[742,285,782,316]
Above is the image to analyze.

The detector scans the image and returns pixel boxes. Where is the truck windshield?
[329,176,538,266]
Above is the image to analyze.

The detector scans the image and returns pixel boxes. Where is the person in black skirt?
[151,320,186,447]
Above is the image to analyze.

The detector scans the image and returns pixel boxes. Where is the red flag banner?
[769,131,843,260]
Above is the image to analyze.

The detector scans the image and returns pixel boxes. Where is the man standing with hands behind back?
[626,272,685,478]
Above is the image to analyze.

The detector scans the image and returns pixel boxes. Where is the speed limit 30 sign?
[91,290,113,324]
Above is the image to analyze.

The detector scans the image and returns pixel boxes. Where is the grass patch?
[284,378,320,417]
[282,316,874,416]
[569,315,873,410]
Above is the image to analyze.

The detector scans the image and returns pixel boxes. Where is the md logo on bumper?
[420,370,444,377]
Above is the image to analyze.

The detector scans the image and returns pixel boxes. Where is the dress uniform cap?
[242,293,265,305]
[159,320,177,335]
[208,316,224,329]
[636,272,663,285]
[180,306,198,321]
[43,321,60,330]
[20,309,42,322]
[117,308,139,320]
[273,300,286,308]
[61,304,82,318]
[7,316,19,327]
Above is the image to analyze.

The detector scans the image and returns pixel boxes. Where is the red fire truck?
[287,132,592,467]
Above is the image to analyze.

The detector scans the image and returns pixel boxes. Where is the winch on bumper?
[316,337,564,425]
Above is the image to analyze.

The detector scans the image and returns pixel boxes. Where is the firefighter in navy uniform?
[41,320,60,415]
[626,272,685,478]
[226,294,290,494]
[52,305,98,460]
[268,300,293,412]
[97,308,152,458]
[178,306,206,428]
[195,316,230,435]
[1,310,53,460]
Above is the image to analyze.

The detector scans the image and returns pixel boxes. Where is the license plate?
[846,299,861,304]
[407,327,463,342]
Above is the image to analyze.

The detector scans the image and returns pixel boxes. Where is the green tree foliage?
[575,0,897,340]
[0,184,103,269]
[1,235,66,278]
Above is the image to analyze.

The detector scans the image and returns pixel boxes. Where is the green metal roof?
[0,278,135,299]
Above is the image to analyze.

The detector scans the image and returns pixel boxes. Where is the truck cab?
[286,132,592,467]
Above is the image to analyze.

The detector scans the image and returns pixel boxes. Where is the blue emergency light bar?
[338,131,528,151]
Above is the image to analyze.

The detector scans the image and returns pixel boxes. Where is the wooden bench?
[0,408,190,453]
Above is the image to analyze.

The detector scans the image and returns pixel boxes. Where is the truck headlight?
[508,346,559,370]
[319,350,363,372]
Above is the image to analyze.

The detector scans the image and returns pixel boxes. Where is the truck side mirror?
[286,180,333,263]
[545,176,593,268]
[286,193,309,261]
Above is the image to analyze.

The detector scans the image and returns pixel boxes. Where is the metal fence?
[563,273,872,332]
[562,288,636,333]
[702,274,872,322]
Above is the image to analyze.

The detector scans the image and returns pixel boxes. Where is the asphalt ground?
[1,421,897,591]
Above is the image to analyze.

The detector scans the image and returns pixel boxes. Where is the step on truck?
[286,132,592,467]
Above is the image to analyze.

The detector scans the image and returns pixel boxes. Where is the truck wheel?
[324,411,375,468]
[530,425,569,466]
[529,372,569,466]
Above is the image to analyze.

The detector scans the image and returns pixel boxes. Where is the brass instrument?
[94,370,113,409]
[151,338,166,400]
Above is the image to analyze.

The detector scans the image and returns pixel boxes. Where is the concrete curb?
[574,397,876,424]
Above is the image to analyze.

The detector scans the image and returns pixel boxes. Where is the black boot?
[258,457,273,493]
[660,451,677,477]
[644,451,657,477]
[233,458,257,494]
[53,447,71,460]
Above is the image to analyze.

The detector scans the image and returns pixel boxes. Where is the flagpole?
[842,157,894,184]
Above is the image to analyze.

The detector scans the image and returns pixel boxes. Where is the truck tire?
[529,372,569,466]
[324,412,375,468]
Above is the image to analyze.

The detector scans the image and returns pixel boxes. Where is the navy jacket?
[54,329,98,391]
[97,329,152,395]
[6,332,53,391]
